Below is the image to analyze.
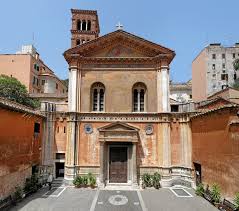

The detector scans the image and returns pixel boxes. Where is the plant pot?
[90,185,96,189]
[214,202,220,208]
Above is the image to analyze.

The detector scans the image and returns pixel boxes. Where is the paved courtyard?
[10,186,218,211]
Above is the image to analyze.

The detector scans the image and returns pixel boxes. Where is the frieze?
[78,113,169,123]
[81,63,156,69]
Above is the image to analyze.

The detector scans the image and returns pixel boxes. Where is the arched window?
[91,82,105,111]
[77,20,82,30]
[76,40,81,46]
[87,20,91,31]
[132,83,146,112]
[82,20,87,31]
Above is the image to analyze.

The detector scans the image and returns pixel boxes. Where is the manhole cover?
[108,195,128,206]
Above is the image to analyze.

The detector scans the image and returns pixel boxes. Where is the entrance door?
[109,147,127,183]
[194,162,202,186]
[55,162,65,178]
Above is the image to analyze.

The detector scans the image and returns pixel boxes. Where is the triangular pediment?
[98,122,139,132]
[64,30,175,60]
[88,44,147,57]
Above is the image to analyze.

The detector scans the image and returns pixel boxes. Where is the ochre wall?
[80,70,158,112]
[192,50,207,102]
[0,55,31,91]
[170,121,182,166]
[191,109,239,197]
[0,108,43,198]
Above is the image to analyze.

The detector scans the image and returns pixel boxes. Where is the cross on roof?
[116,22,123,30]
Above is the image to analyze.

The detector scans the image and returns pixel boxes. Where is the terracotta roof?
[0,97,45,117]
[207,87,239,99]
[191,104,239,119]
[196,97,237,109]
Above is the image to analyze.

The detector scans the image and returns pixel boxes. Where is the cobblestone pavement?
[10,187,218,211]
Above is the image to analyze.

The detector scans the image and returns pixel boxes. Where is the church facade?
[63,9,193,187]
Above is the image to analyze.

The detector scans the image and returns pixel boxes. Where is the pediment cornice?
[64,30,175,64]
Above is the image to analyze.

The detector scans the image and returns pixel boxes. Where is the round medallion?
[145,124,153,135]
[108,194,128,206]
[84,124,93,134]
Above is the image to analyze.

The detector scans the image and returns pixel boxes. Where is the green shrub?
[73,176,83,188]
[13,186,23,201]
[24,174,38,193]
[234,192,239,209]
[82,176,88,186]
[88,173,96,187]
[152,172,161,189]
[142,173,152,188]
[195,183,204,197]
[211,183,221,203]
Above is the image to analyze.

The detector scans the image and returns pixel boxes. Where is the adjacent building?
[192,43,239,102]
[191,105,239,198]
[0,98,45,198]
[170,80,192,103]
[0,45,67,95]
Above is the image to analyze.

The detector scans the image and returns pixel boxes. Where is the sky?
[0,0,239,82]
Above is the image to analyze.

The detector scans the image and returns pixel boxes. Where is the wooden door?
[109,147,127,183]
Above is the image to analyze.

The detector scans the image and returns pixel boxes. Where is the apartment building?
[192,43,239,102]
[0,45,67,95]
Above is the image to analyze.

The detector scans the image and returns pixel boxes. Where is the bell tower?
[71,9,100,48]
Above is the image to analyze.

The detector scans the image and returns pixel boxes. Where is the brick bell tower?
[71,9,100,48]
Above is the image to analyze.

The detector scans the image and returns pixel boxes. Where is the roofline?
[0,97,45,118]
[191,104,239,119]
[64,29,175,57]
[207,86,239,99]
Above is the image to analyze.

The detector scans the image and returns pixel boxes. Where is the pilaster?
[68,66,78,112]
[161,65,170,112]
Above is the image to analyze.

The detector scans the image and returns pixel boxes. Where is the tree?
[233,59,239,71]
[233,59,239,89]
[0,74,40,108]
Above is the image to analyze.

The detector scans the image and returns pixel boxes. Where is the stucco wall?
[80,70,158,112]
[191,108,239,198]
[0,55,31,91]
[192,50,207,102]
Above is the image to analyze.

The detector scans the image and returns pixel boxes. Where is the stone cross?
[116,22,123,30]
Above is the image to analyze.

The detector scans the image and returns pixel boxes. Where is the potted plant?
[88,173,97,189]
[234,192,239,210]
[152,172,161,189]
[195,183,204,197]
[73,176,83,188]
[141,173,152,189]
[211,183,221,207]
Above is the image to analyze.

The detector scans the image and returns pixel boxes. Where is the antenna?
[32,32,35,45]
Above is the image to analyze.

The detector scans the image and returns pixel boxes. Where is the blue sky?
[0,0,239,82]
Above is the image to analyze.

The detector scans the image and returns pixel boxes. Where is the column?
[65,114,77,182]
[162,121,171,167]
[68,66,78,112]
[132,143,137,185]
[65,65,78,183]
[161,65,170,112]
[99,142,104,186]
